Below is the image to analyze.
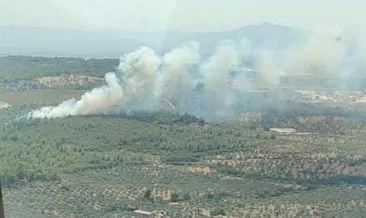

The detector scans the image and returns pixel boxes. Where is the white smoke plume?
[287,28,346,86]
[343,31,366,88]
[158,41,200,107]
[28,73,123,119]
[119,47,161,111]
[26,39,284,119]
[201,41,239,112]
[255,50,282,90]
[27,28,366,120]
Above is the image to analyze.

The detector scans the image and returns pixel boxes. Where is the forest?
[0,56,118,82]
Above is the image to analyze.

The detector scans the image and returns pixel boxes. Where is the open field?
[0,90,85,107]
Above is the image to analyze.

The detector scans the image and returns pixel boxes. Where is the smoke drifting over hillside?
[27,30,366,119]
[288,29,345,79]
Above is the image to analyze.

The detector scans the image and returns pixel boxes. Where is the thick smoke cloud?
[27,29,366,119]
[158,42,200,108]
[201,42,239,113]
[119,47,161,111]
[28,39,255,119]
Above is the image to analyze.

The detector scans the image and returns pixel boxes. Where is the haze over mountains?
[0,23,307,58]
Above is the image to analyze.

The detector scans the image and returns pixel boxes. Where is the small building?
[133,210,167,218]
[133,210,153,218]
[270,127,297,134]
[0,102,11,109]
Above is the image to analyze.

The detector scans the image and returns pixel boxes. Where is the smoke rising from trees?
[27,30,366,119]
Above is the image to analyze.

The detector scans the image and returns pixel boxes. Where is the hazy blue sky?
[1,0,365,32]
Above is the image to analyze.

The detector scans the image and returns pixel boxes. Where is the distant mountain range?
[0,23,307,58]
